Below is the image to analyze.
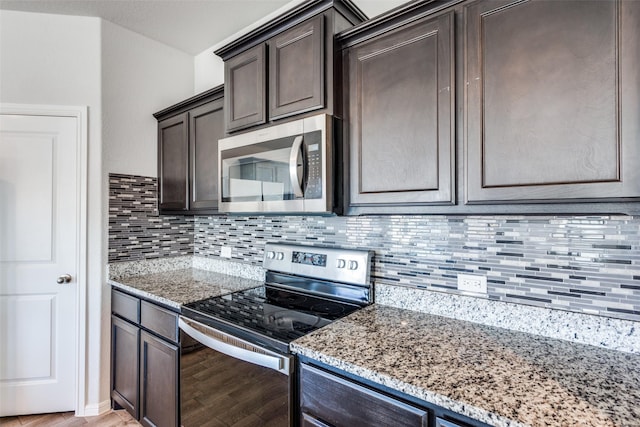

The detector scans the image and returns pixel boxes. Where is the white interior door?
[0,113,78,416]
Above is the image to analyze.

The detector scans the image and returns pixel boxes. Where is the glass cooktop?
[182,285,362,350]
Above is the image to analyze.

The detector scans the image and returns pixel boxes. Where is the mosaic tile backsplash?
[109,174,640,322]
[108,174,193,262]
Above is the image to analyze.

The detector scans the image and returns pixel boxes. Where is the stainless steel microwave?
[218,114,334,214]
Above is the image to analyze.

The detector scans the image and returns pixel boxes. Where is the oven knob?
[266,251,276,259]
[348,260,358,270]
[336,259,346,268]
[276,252,285,261]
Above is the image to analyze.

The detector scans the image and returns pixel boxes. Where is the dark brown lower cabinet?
[111,289,179,427]
[300,363,429,426]
[299,361,485,427]
[111,316,140,418]
[140,331,179,427]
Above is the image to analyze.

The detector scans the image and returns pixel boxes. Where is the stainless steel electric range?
[179,243,373,427]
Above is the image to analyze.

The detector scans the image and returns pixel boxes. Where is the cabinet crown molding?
[214,0,367,60]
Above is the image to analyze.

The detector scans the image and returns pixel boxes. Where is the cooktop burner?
[182,285,362,347]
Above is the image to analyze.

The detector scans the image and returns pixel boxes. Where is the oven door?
[179,317,293,427]
[218,114,331,214]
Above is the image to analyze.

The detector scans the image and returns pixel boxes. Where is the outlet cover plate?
[221,246,232,258]
[457,273,487,294]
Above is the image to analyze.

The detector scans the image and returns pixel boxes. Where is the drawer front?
[112,289,140,324]
[301,412,333,427]
[436,417,473,427]
[140,300,178,342]
[300,363,429,427]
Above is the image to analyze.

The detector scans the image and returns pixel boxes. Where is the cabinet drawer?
[300,364,429,427]
[436,417,472,427]
[140,301,178,342]
[112,289,140,324]
[302,412,332,427]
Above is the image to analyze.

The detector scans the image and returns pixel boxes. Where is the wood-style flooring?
[0,409,140,427]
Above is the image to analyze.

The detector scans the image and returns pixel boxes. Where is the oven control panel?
[264,243,372,286]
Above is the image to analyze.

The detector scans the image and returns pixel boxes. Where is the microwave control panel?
[304,131,323,199]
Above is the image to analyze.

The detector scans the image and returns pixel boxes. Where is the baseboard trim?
[79,399,111,417]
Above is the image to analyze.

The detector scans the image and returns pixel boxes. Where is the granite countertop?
[291,305,640,427]
[108,268,263,309]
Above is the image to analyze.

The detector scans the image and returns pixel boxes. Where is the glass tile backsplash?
[109,174,194,261]
[109,174,640,321]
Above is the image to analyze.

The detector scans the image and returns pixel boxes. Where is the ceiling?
[0,0,407,55]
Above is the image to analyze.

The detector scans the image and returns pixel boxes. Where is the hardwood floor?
[0,409,140,426]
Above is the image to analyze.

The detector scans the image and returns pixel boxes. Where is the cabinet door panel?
[348,12,455,207]
[225,45,266,132]
[190,99,224,211]
[465,0,640,202]
[139,331,179,427]
[111,316,139,420]
[269,15,324,119]
[158,113,189,211]
[300,364,428,427]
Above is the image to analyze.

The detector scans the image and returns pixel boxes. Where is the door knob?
[57,274,72,284]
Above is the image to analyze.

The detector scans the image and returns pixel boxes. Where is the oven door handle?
[179,317,291,376]
[289,135,304,198]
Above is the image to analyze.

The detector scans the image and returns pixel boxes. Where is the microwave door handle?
[289,135,304,198]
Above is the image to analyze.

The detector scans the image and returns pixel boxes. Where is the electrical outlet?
[457,273,487,294]
[221,246,232,258]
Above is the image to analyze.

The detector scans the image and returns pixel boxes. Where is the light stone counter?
[291,305,640,427]
[108,268,263,309]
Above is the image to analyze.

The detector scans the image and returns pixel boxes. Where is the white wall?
[0,9,104,415]
[194,50,224,93]
[1,9,195,415]
[191,0,408,93]
[102,20,194,178]
[99,20,194,415]
[193,0,306,92]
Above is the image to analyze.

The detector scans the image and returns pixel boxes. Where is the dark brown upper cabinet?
[190,100,224,211]
[215,0,368,133]
[224,45,266,132]
[157,113,188,212]
[334,0,639,215]
[154,85,225,215]
[342,11,455,214]
[464,0,640,204]
[269,14,324,120]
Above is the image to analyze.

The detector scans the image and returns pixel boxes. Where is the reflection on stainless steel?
[218,114,333,213]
